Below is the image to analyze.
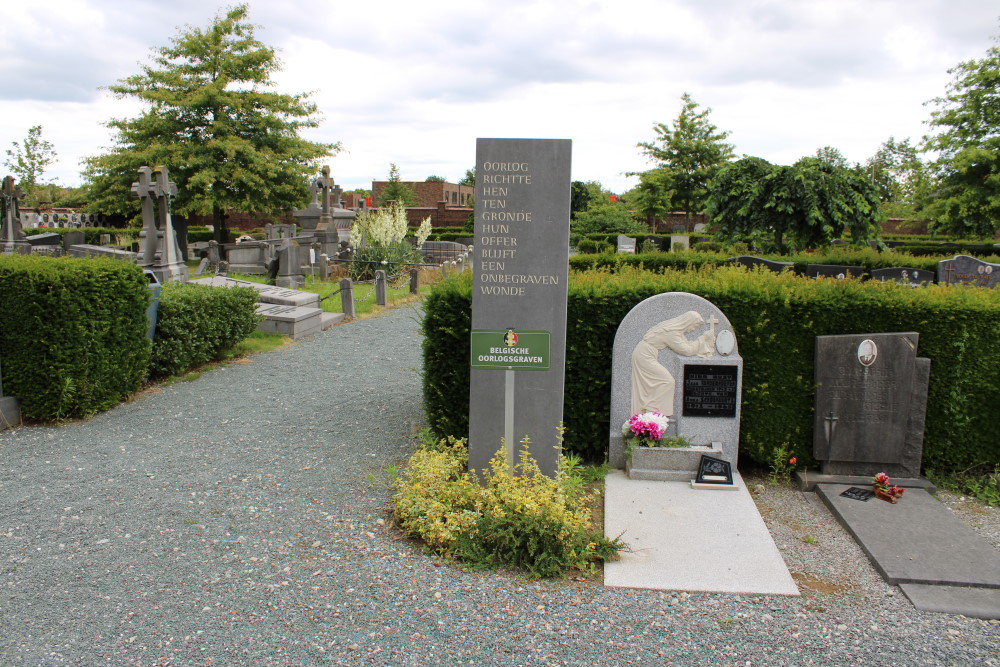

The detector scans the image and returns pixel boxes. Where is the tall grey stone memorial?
[469,138,571,477]
[813,332,930,477]
[132,166,189,284]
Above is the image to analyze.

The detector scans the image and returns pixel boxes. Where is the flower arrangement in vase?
[872,472,906,503]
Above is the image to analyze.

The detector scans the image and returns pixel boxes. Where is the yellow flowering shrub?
[393,435,625,578]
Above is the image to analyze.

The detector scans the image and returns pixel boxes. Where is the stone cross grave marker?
[131,166,188,283]
[813,332,930,478]
[469,138,571,477]
[608,292,743,481]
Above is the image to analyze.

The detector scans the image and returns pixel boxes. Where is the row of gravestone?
[605,291,930,486]
[731,255,1000,288]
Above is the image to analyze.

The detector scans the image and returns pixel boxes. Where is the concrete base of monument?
[0,396,21,430]
[604,470,799,596]
[626,443,722,482]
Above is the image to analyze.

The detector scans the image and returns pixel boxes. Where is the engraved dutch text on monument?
[683,365,739,417]
[469,138,571,477]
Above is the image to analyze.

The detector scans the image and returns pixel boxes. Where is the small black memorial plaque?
[683,365,738,417]
[841,487,875,501]
[696,455,733,485]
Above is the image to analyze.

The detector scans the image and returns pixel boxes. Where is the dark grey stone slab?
[816,484,1000,588]
[813,333,929,477]
[67,244,136,261]
[938,254,1000,288]
[870,267,936,286]
[27,232,61,246]
[727,256,793,272]
[469,138,571,477]
[806,264,864,279]
[899,583,1000,619]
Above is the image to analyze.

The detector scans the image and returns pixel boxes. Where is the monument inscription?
[469,138,571,477]
[683,365,739,417]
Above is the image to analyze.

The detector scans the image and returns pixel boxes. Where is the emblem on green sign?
[470,329,550,371]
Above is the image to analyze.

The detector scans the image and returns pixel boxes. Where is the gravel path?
[2,304,998,666]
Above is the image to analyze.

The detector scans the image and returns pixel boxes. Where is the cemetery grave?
[603,291,799,595]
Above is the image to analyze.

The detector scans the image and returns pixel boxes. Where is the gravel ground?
[2,303,999,666]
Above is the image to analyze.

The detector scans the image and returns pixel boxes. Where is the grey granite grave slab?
[898,584,1000,619]
[813,333,929,477]
[938,254,1000,288]
[816,483,1000,585]
[190,277,320,307]
[870,267,936,286]
[67,245,137,262]
[816,483,1000,616]
[806,264,864,279]
[609,292,742,472]
[604,471,798,595]
[27,232,61,246]
[255,303,324,339]
[728,256,793,272]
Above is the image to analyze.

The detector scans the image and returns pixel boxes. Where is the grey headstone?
[670,235,690,252]
[728,256,793,273]
[806,264,864,279]
[616,235,636,253]
[813,332,930,477]
[469,138,571,477]
[937,255,1000,288]
[608,292,742,477]
[63,230,85,250]
[870,267,935,287]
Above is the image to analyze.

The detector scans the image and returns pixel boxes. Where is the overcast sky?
[1,0,996,195]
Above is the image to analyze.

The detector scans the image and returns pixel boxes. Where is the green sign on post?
[470,329,550,371]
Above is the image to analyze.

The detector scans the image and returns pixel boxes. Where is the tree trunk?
[212,206,229,245]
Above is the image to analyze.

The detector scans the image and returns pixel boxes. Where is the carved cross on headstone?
[1,176,28,250]
[132,166,159,264]
[152,166,178,210]
[1,176,24,203]
[332,183,344,209]
[944,265,956,285]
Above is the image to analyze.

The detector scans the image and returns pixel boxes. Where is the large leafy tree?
[82,4,336,242]
[377,163,418,206]
[4,125,57,207]
[630,93,734,228]
[708,156,884,253]
[922,36,1000,238]
[862,137,932,220]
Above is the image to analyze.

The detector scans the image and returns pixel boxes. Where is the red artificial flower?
[789,457,797,465]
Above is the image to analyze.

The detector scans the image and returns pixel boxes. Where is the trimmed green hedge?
[0,255,150,420]
[149,283,261,378]
[569,248,954,276]
[24,227,138,245]
[423,267,1000,473]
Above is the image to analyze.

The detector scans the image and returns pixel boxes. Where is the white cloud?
[0,0,995,196]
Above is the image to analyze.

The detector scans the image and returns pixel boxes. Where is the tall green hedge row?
[568,248,967,277]
[422,267,1000,473]
[0,255,150,420]
[148,284,261,378]
[0,256,261,421]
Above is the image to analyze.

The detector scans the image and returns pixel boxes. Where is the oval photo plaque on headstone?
[716,329,735,356]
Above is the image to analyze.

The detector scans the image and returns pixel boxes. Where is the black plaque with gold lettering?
[682,365,738,417]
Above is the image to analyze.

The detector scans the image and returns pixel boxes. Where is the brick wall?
[372,181,474,207]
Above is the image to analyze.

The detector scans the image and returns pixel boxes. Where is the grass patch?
[927,466,1000,506]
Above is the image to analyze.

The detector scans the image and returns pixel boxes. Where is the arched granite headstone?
[609,292,743,478]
